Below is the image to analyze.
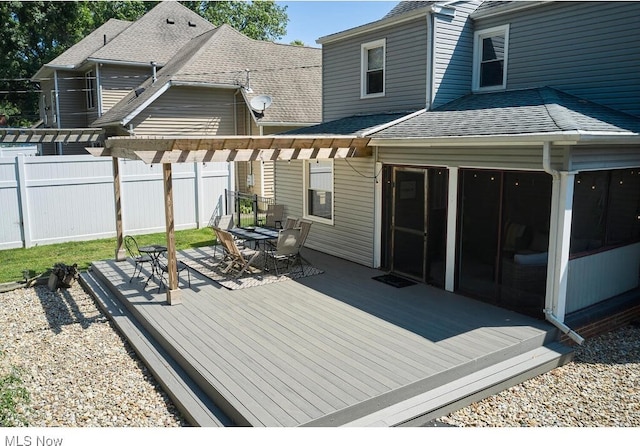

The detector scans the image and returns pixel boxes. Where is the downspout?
[542,141,584,345]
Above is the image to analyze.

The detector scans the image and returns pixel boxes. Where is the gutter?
[542,141,585,346]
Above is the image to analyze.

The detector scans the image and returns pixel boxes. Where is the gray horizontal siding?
[475,1,640,117]
[56,70,88,128]
[431,0,481,108]
[130,87,236,136]
[377,144,567,170]
[322,17,428,121]
[274,158,376,267]
[569,145,640,171]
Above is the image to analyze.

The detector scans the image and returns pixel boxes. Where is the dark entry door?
[391,169,426,281]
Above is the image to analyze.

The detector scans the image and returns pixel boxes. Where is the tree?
[0,1,289,126]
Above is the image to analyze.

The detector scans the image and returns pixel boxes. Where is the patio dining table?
[228,226,279,251]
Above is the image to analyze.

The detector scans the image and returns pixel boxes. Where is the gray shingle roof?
[93,25,322,127]
[89,1,214,65]
[47,18,132,67]
[280,112,418,137]
[382,1,435,19]
[371,87,640,139]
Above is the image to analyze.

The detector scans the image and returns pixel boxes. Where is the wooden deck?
[81,246,573,427]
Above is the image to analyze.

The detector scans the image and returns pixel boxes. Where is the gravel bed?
[0,283,186,427]
[437,322,640,427]
[1,282,638,427]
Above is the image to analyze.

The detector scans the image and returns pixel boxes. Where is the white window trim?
[360,38,386,99]
[303,160,335,225]
[472,24,509,92]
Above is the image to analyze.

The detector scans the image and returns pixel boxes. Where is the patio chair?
[263,204,284,229]
[124,235,153,282]
[265,228,303,276]
[283,216,298,229]
[212,214,238,257]
[294,219,313,269]
[157,253,191,292]
[214,227,262,279]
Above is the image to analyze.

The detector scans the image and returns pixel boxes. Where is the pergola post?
[112,157,126,261]
[163,163,182,305]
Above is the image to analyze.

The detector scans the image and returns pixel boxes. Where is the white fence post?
[16,155,32,248]
[195,161,204,228]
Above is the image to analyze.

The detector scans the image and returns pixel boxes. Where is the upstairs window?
[473,25,509,91]
[361,39,385,98]
[85,70,96,109]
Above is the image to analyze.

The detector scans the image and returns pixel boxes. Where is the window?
[304,160,333,221]
[361,39,385,98]
[85,70,96,109]
[473,25,509,91]
[570,169,640,256]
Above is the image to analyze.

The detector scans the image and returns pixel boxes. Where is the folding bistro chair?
[157,253,191,292]
[124,235,153,282]
[214,227,262,279]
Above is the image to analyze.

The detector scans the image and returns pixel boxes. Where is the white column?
[546,171,575,322]
[445,167,459,292]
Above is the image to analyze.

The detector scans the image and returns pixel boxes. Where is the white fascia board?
[259,122,320,127]
[121,81,172,126]
[171,81,239,89]
[370,132,640,147]
[87,58,164,68]
[470,1,548,19]
[317,9,429,45]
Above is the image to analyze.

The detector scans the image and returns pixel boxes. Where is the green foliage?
[0,353,30,427]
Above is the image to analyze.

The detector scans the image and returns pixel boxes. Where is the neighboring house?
[30,1,215,155]
[92,23,321,199]
[274,0,640,328]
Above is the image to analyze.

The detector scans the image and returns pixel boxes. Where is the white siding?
[567,243,640,313]
[130,87,236,136]
[100,65,151,112]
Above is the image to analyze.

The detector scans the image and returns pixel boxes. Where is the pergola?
[88,135,372,304]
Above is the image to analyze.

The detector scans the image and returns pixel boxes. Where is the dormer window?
[361,39,385,98]
[473,25,509,91]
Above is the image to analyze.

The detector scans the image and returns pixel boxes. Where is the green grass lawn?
[0,228,215,284]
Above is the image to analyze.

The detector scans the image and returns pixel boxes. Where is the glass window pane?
[308,161,332,220]
[606,169,640,244]
[366,70,383,94]
[308,190,332,219]
[367,46,383,70]
[480,60,503,87]
[482,35,504,61]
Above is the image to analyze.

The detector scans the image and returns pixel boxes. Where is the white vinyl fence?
[0,154,232,250]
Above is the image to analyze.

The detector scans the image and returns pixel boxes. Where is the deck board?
[88,246,558,427]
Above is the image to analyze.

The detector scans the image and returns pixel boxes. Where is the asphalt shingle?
[371,87,640,139]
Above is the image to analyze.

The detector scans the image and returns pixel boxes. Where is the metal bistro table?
[138,244,167,288]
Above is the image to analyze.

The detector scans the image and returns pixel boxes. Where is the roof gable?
[89,1,215,65]
[93,24,322,128]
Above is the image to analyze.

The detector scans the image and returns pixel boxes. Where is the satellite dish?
[249,95,273,113]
